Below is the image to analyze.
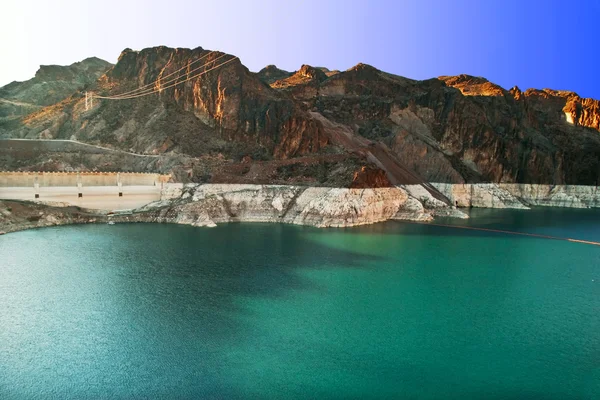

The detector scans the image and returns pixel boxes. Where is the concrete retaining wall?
[0,172,169,187]
[120,173,159,186]
[0,186,162,210]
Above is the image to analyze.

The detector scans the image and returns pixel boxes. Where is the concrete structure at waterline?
[0,171,172,210]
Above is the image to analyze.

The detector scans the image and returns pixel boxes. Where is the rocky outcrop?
[166,184,410,227]
[350,166,391,188]
[438,75,505,97]
[562,95,600,131]
[256,65,292,84]
[0,200,103,234]
[147,183,440,227]
[432,183,529,209]
[499,184,600,208]
[432,183,600,209]
[276,65,328,85]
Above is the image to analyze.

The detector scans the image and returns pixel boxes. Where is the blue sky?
[2,0,599,98]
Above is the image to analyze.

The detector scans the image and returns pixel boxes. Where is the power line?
[103,56,238,100]
[100,50,216,99]
[92,56,239,101]
[95,53,228,100]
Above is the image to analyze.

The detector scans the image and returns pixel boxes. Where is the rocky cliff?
[1,46,599,188]
[302,69,600,185]
[151,184,415,228]
[433,183,600,209]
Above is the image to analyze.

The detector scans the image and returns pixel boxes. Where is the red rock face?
[563,96,600,130]
[2,46,600,186]
[350,166,392,188]
[97,47,327,159]
[306,69,600,185]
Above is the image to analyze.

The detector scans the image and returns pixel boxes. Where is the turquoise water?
[1,208,599,399]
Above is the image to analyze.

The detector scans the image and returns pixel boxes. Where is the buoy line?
[400,221,600,247]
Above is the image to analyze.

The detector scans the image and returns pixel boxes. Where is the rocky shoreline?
[0,183,462,234]
[431,183,600,209]
[2,183,599,235]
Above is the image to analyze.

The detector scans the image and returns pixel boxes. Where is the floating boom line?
[402,221,600,247]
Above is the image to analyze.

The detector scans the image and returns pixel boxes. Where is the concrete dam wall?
[0,172,170,187]
[0,171,171,210]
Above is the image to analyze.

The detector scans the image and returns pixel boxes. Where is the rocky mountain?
[1,46,599,187]
[0,57,112,121]
[256,65,292,84]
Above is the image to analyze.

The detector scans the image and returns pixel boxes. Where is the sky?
[1,0,599,98]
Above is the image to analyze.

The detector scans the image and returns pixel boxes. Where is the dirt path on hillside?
[0,138,161,158]
[0,98,40,108]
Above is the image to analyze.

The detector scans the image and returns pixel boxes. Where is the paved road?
[0,98,39,108]
[0,138,161,158]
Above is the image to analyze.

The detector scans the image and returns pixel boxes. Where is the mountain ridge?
[0,57,112,121]
[1,46,599,187]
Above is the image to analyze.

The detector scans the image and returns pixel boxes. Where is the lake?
[1,208,599,399]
